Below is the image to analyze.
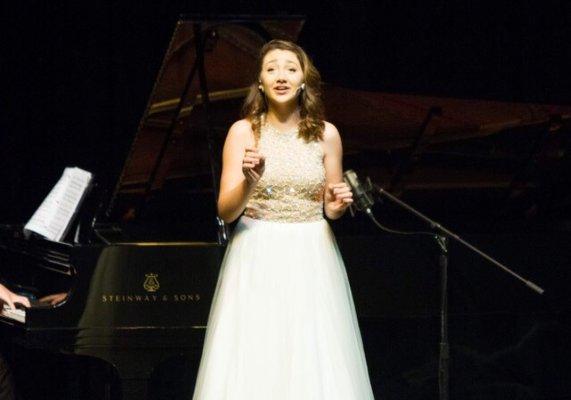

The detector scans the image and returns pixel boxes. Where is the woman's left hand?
[325,182,353,214]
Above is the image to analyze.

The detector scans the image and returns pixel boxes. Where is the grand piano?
[0,16,306,400]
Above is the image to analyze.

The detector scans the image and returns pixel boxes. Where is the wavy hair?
[241,40,325,143]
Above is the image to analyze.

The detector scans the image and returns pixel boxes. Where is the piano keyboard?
[1,305,26,323]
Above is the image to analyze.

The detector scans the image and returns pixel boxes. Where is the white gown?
[192,123,375,399]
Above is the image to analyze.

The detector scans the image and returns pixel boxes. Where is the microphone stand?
[365,183,544,400]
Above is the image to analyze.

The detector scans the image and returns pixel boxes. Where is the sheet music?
[24,167,92,242]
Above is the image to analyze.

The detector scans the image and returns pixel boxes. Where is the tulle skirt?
[192,216,375,399]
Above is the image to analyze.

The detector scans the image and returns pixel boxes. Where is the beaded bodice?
[244,123,325,222]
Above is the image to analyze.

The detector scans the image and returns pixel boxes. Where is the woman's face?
[259,49,304,106]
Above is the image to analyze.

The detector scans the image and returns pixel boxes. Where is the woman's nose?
[276,69,287,81]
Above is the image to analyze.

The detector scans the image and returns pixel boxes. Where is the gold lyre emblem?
[143,273,160,292]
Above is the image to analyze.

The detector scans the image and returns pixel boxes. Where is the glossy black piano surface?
[0,226,224,397]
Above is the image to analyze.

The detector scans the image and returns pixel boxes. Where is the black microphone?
[343,169,375,213]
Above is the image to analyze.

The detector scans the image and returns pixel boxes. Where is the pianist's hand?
[242,147,265,185]
[38,292,68,306]
[0,283,31,309]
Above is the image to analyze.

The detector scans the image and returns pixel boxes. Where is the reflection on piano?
[0,16,305,400]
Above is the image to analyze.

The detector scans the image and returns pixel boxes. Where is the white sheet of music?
[24,167,92,242]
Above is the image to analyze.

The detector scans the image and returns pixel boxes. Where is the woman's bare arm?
[217,120,263,223]
[322,122,353,219]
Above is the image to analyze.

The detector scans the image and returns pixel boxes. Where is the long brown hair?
[241,40,325,143]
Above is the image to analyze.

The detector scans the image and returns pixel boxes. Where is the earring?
[301,83,306,91]
[258,84,264,93]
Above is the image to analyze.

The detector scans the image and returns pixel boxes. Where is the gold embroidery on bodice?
[244,123,325,222]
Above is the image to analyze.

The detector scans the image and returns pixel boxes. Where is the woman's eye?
[289,68,296,72]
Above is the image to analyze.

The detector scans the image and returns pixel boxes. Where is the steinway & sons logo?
[143,273,160,292]
[101,272,201,304]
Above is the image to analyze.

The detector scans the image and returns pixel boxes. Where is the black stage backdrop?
[1,1,570,399]
[2,1,570,223]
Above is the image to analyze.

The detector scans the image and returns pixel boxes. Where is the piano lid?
[321,86,571,193]
[103,16,304,241]
[323,87,571,152]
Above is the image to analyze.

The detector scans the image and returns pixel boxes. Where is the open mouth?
[273,86,290,95]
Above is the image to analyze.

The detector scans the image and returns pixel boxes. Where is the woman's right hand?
[242,147,265,186]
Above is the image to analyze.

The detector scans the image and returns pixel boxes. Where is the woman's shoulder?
[229,118,253,134]
[318,120,343,156]
[321,120,341,143]
[226,119,255,145]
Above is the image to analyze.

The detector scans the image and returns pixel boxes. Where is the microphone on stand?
[343,169,375,214]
